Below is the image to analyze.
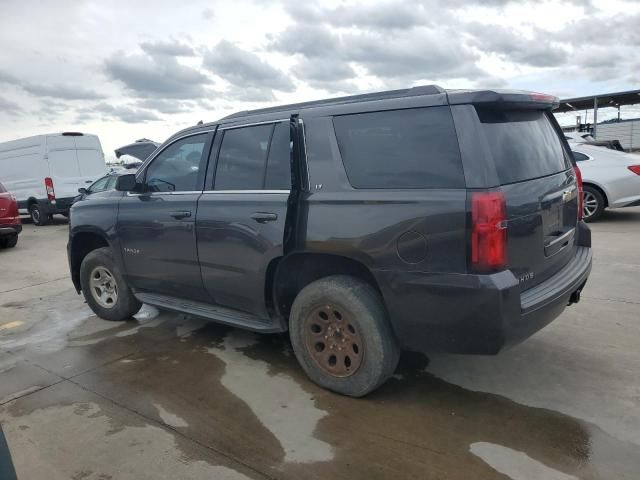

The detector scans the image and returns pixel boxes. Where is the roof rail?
[220,84,445,121]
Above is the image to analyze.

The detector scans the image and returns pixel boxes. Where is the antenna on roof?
[197,120,203,125]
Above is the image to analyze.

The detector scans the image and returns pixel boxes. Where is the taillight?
[628,165,640,176]
[471,191,507,272]
[44,177,55,200]
[573,164,583,220]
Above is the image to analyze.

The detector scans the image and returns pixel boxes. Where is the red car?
[0,182,21,248]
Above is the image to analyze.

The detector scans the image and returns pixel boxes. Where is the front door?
[197,121,292,319]
[117,132,212,300]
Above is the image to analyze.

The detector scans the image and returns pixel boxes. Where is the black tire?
[0,235,18,248]
[80,247,141,321]
[289,275,400,397]
[29,203,48,226]
[583,185,605,222]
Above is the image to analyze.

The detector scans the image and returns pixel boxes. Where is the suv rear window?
[333,107,464,189]
[477,109,569,185]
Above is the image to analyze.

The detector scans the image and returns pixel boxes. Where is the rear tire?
[289,275,400,397]
[583,185,605,222]
[29,203,48,226]
[0,235,18,248]
[80,247,141,321]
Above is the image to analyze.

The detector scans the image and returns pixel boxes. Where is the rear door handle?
[250,212,278,223]
[170,210,191,219]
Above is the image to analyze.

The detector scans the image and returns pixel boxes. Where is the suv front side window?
[145,134,208,192]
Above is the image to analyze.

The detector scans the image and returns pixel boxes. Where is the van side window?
[264,123,291,190]
[145,134,207,192]
[332,107,464,189]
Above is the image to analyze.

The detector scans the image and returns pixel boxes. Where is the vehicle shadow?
[594,207,640,224]
[18,215,68,226]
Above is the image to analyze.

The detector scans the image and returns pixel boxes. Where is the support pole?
[593,97,598,137]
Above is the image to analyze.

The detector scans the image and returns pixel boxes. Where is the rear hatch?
[475,107,579,290]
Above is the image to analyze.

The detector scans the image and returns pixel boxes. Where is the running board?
[134,292,283,333]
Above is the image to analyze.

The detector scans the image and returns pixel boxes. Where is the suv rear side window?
[477,109,569,185]
[214,123,291,190]
[332,107,464,189]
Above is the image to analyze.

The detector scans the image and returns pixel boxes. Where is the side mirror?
[115,173,139,192]
[78,187,88,195]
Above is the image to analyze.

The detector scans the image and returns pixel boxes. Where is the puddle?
[470,442,580,480]
[206,330,333,464]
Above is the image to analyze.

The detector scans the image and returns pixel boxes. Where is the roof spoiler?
[448,90,559,110]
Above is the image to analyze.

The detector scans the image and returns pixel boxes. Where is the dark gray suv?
[68,85,592,396]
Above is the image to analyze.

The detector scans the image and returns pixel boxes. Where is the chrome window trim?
[201,190,290,194]
[219,119,289,131]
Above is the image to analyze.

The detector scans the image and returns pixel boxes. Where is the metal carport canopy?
[555,88,640,113]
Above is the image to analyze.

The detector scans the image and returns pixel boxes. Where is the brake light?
[628,165,640,176]
[573,164,583,220]
[44,177,55,200]
[529,92,558,103]
[471,191,507,272]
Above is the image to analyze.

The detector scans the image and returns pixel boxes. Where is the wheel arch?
[269,252,383,329]
[69,229,111,292]
[583,181,609,208]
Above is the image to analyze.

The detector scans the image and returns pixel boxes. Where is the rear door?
[196,121,291,319]
[473,107,578,289]
[46,135,83,199]
[75,135,106,183]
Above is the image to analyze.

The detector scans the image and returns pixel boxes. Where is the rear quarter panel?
[298,115,468,274]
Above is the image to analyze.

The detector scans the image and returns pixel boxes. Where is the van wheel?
[80,247,141,321]
[0,235,18,248]
[289,275,400,397]
[583,185,605,222]
[29,203,48,226]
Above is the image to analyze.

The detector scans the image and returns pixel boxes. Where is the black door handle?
[250,212,278,223]
[170,210,191,219]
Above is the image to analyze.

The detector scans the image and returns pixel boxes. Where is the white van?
[0,132,106,225]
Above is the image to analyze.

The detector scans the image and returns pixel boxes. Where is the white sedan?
[570,143,640,221]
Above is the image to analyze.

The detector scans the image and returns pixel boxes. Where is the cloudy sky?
[1,0,639,161]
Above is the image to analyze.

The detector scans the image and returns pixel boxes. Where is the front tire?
[80,247,141,321]
[289,275,400,397]
[583,185,605,222]
[29,203,48,226]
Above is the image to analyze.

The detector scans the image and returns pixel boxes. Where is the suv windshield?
[477,109,569,185]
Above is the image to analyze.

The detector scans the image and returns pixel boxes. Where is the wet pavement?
[1,211,639,479]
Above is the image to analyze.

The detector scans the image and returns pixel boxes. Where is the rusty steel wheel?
[303,304,363,377]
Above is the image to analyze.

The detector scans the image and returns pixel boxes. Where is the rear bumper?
[19,197,75,215]
[0,224,22,236]
[375,245,592,355]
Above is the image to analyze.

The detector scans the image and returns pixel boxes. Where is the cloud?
[80,102,162,123]
[0,70,104,100]
[135,98,195,114]
[140,40,195,57]
[105,50,211,99]
[466,23,568,67]
[203,41,295,93]
[0,95,22,115]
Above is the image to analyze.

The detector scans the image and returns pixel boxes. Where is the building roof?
[556,89,640,113]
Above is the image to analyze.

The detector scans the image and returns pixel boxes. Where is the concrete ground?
[0,211,639,480]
